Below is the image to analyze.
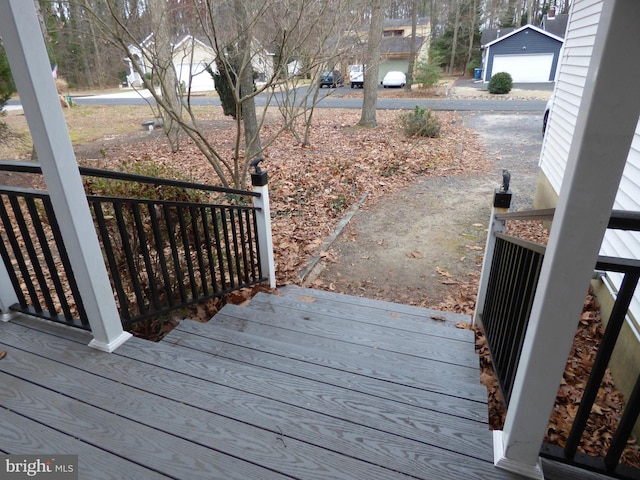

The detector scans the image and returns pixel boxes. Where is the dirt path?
[306,110,544,309]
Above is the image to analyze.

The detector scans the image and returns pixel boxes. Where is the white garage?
[175,62,215,92]
[491,53,555,83]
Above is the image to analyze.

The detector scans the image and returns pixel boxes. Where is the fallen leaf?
[406,251,424,259]
[430,314,446,322]
[0,351,6,360]
[299,296,317,303]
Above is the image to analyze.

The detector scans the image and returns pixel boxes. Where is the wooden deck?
[0,285,610,479]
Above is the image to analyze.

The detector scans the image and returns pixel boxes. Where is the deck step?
[277,284,470,328]
[249,290,473,343]
[217,302,477,367]
[165,317,488,405]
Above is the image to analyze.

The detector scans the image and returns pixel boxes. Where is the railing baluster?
[190,205,209,297]
[237,208,250,283]
[92,200,132,323]
[131,202,161,311]
[199,205,220,293]
[148,202,175,308]
[40,197,88,326]
[163,204,188,303]
[211,206,228,290]
[605,372,640,471]
[220,207,235,288]
[9,196,54,315]
[564,271,640,459]
[24,197,73,320]
[229,208,243,286]
[0,194,31,310]
[251,209,263,280]
[113,200,147,315]
[245,209,257,282]
[176,205,198,300]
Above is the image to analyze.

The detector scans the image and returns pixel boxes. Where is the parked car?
[319,70,344,88]
[543,95,554,135]
[349,64,364,88]
[382,71,406,88]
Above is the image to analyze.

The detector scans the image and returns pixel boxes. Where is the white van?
[349,65,364,88]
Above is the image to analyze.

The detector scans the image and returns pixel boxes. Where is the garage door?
[176,63,215,92]
[491,54,554,83]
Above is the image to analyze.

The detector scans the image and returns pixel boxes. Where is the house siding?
[538,0,640,338]
[484,28,562,81]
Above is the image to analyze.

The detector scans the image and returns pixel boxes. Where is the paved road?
[6,84,547,112]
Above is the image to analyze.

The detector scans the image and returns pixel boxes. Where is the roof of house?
[481,13,569,47]
[380,36,425,56]
[540,13,569,38]
[480,27,516,47]
[383,17,430,29]
[482,24,564,49]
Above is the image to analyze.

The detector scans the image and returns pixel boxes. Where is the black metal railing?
[479,204,640,478]
[481,233,546,405]
[0,161,267,329]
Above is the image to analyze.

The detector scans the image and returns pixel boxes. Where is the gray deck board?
[0,290,611,479]
[167,320,488,418]
[278,285,471,326]
[0,407,173,480]
[213,303,480,367]
[253,290,474,341]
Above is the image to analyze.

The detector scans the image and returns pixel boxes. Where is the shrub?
[413,60,441,89]
[399,106,441,138]
[488,72,513,94]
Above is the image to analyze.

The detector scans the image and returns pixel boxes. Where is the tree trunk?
[405,0,418,92]
[358,0,384,128]
[447,0,460,76]
[466,0,478,72]
[150,0,182,152]
[233,0,262,185]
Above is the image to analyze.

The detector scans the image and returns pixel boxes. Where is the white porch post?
[494,2,640,478]
[0,0,131,352]
[251,164,276,289]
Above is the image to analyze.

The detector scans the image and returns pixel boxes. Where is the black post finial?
[501,169,511,192]
[250,158,268,186]
[250,157,264,174]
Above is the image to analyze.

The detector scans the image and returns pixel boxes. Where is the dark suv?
[319,70,344,88]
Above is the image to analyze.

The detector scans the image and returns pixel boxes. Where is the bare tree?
[404,0,418,92]
[89,0,358,188]
[358,0,385,128]
[148,0,182,151]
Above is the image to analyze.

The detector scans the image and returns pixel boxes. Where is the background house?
[125,35,274,92]
[480,9,568,83]
[535,0,640,437]
[480,24,563,82]
[353,17,430,83]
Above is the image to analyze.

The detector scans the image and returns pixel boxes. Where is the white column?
[495,2,640,478]
[252,174,276,289]
[0,0,131,352]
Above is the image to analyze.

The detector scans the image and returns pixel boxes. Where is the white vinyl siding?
[539,0,640,334]
[539,0,602,192]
